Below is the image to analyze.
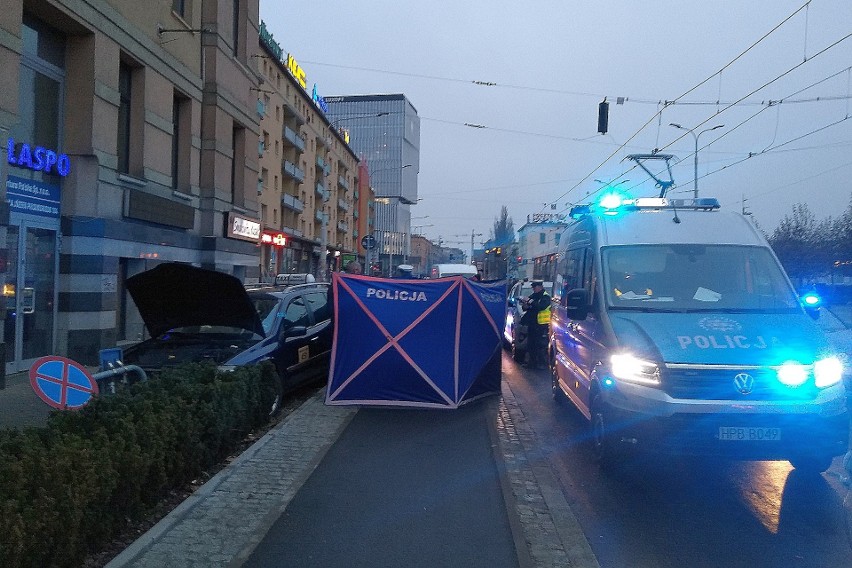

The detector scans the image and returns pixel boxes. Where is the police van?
[549,195,848,471]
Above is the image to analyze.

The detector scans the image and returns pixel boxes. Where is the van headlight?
[814,356,843,388]
[610,353,661,386]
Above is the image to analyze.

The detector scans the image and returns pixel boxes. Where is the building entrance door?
[3,222,58,374]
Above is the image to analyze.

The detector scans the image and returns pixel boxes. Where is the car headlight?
[609,353,660,386]
[217,365,238,373]
[814,356,843,388]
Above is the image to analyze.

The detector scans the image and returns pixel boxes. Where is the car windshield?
[254,296,284,336]
[602,244,800,312]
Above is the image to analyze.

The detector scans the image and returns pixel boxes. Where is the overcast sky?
[261,1,852,252]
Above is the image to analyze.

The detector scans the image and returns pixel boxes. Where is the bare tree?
[490,205,515,246]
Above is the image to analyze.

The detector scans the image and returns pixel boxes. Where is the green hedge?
[0,362,278,567]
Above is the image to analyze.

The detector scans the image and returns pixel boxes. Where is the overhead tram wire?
[622,61,852,198]
[294,60,852,109]
[559,29,852,214]
[546,0,819,210]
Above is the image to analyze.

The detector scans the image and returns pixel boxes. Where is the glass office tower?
[324,94,420,275]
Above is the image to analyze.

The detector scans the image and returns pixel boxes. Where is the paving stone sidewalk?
[107,383,599,567]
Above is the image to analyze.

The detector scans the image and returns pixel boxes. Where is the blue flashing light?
[602,377,615,388]
[777,361,809,387]
[801,292,821,307]
[599,192,625,210]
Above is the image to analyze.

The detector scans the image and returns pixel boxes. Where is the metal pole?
[692,132,699,199]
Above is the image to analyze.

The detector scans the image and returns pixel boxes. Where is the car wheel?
[789,454,834,474]
[268,374,285,417]
[511,331,525,362]
[591,393,624,469]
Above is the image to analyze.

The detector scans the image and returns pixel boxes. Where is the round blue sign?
[29,356,99,410]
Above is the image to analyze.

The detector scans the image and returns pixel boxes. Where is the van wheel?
[789,454,834,474]
[551,355,561,400]
[591,394,623,468]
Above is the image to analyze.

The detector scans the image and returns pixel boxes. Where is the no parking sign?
[29,356,99,410]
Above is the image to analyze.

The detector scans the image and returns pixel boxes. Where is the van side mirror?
[565,288,589,320]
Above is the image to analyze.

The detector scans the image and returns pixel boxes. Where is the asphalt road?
[503,358,852,567]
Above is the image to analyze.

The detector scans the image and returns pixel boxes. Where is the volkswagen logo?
[733,373,755,395]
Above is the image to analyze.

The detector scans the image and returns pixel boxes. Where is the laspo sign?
[7,138,70,176]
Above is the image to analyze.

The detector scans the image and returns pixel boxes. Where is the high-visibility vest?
[537,305,551,325]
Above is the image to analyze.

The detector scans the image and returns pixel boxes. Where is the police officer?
[520,281,551,369]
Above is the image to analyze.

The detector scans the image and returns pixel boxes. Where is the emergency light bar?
[570,197,721,218]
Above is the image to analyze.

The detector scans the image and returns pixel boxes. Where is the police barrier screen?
[326,274,507,408]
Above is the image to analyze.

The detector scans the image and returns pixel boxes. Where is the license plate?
[718,427,781,441]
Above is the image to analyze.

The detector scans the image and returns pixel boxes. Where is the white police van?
[550,195,848,471]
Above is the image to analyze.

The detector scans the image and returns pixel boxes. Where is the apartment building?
[0,0,262,371]
[255,22,362,281]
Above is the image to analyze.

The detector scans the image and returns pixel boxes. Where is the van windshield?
[602,245,800,312]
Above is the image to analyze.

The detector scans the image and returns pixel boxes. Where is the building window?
[172,0,187,18]
[539,232,546,244]
[231,124,245,205]
[117,62,132,174]
[171,92,190,190]
[232,0,240,56]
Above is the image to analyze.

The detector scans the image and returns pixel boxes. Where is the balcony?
[354,189,359,200]
[337,198,350,212]
[256,99,266,118]
[258,140,265,157]
[282,160,305,183]
[337,220,349,232]
[257,179,263,195]
[315,181,329,201]
[315,210,328,223]
[316,155,330,176]
[281,193,304,213]
[281,98,305,125]
[353,210,359,219]
[282,126,306,153]
[338,175,349,191]
[353,229,359,238]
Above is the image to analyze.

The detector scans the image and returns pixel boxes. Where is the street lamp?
[329,112,390,131]
[669,123,724,198]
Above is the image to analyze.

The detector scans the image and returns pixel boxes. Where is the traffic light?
[597,99,609,134]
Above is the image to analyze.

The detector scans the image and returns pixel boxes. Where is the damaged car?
[120,263,332,414]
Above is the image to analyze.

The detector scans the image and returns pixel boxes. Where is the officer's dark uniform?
[521,281,550,369]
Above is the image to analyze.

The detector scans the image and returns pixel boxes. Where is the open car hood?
[126,263,265,339]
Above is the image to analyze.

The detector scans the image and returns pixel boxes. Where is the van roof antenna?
[625,153,676,198]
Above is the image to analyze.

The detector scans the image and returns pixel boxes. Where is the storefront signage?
[261,231,288,247]
[287,54,306,89]
[312,84,329,113]
[529,213,566,224]
[226,212,261,242]
[6,175,60,218]
[259,20,283,63]
[7,138,70,176]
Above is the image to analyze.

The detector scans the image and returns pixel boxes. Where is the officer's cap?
[531,280,544,287]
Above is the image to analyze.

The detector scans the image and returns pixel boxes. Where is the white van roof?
[597,209,764,247]
[434,263,478,276]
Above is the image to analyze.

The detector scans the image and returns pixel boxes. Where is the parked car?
[275,272,316,286]
[503,279,553,362]
[120,263,333,414]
